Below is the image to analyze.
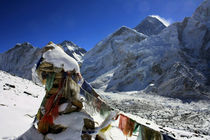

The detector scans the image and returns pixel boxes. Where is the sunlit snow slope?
[0,70,45,139]
[0,71,210,140]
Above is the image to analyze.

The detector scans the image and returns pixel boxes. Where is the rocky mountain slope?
[0,43,42,80]
[81,0,210,100]
[134,16,166,36]
[0,41,86,80]
[1,70,210,139]
[60,40,87,63]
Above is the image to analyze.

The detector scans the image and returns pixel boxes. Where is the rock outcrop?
[134,16,166,36]
[60,40,87,63]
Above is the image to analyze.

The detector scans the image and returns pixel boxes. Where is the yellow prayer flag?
[100,124,112,133]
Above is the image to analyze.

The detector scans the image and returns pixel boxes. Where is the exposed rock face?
[134,16,166,36]
[0,41,86,80]
[81,26,147,90]
[60,40,87,63]
[81,1,210,100]
[0,43,42,80]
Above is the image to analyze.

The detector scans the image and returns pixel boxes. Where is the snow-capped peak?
[59,40,87,63]
[5,42,34,54]
[134,16,166,36]
[60,40,78,51]
[149,15,171,27]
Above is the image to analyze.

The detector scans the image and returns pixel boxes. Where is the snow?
[0,42,42,80]
[0,1,210,139]
[133,16,166,36]
[0,41,86,81]
[72,52,83,63]
[46,112,92,140]
[81,0,210,100]
[60,40,87,63]
[0,71,210,139]
[43,43,80,73]
[98,89,210,139]
[150,15,171,27]
[0,70,45,139]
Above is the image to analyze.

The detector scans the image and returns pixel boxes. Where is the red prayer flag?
[118,114,135,136]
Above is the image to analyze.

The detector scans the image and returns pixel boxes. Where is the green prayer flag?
[46,72,55,91]
[137,125,142,140]
[133,123,139,133]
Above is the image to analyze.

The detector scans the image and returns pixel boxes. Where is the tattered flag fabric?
[100,124,112,133]
[46,72,56,92]
[133,123,140,134]
[141,125,162,140]
[137,125,142,140]
[119,114,135,137]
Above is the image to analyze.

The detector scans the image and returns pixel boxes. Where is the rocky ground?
[99,90,210,136]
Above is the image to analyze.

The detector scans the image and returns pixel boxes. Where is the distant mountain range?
[0,41,86,80]
[81,0,210,100]
[0,0,209,101]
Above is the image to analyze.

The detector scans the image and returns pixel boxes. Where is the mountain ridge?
[81,0,210,100]
[134,16,166,36]
[0,41,86,80]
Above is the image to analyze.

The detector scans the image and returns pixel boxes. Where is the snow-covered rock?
[60,40,87,64]
[0,43,42,80]
[81,0,210,100]
[134,16,166,36]
[42,42,80,73]
[0,41,86,81]
[81,26,147,90]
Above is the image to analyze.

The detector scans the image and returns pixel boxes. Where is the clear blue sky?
[0,0,204,53]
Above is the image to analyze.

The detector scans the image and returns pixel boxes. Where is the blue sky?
[0,0,204,53]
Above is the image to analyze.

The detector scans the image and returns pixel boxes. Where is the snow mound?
[43,42,80,73]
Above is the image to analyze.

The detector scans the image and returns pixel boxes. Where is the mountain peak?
[192,0,210,28]
[149,15,170,27]
[134,15,166,36]
[6,42,34,54]
[60,40,77,47]
[59,40,86,63]
[16,42,33,47]
[111,26,147,38]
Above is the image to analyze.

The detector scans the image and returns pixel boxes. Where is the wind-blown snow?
[134,16,166,36]
[43,43,80,73]
[150,15,171,27]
